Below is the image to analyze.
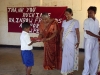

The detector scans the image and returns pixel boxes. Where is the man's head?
[22,22,30,32]
[87,6,97,18]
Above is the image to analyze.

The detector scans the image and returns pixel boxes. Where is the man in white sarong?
[82,6,100,75]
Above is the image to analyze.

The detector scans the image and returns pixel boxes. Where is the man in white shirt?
[82,6,100,75]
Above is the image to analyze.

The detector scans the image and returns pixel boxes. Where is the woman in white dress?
[60,8,80,75]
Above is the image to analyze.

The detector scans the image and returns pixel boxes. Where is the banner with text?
[7,7,67,33]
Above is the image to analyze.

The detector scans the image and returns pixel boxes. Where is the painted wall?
[0,0,100,48]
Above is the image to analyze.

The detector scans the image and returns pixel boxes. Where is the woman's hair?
[66,8,73,16]
[42,12,48,16]
[41,12,50,19]
[22,22,30,30]
[87,6,97,14]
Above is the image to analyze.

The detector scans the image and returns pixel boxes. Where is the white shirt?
[20,31,32,50]
[62,19,79,37]
[84,18,99,39]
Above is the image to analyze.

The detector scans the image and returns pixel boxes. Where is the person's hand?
[96,36,100,39]
[98,36,100,39]
[41,38,51,42]
[41,38,47,42]
[97,36,100,42]
[75,42,79,49]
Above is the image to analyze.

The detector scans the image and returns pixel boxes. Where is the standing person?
[20,22,36,75]
[60,8,80,75]
[38,13,61,70]
[82,6,100,75]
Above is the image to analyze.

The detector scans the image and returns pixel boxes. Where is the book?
[30,37,41,42]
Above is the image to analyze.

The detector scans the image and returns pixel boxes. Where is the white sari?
[61,19,79,74]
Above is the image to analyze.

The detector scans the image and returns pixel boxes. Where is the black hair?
[87,6,97,14]
[66,8,73,16]
[22,22,30,30]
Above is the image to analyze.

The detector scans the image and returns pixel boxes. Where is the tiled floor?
[0,47,84,75]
